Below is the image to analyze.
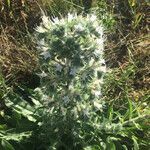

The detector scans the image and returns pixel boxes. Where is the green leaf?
[107,103,114,121]
[122,145,128,150]
[1,139,15,150]
[123,99,133,121]
[12,111,21,121]
[84,145,101,150]
[5,97,39,122]
[2,131,32,142]
[106,137,116,150]
[0,125,7,130]
[107,141,116,150]
[132,136,139,150]
[128,99,133,120]
[6,0,11,8]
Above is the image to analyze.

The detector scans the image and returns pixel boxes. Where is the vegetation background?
[0,0,149,150]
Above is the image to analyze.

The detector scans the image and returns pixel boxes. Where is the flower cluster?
[36,13,106,113]
[35,13,106,144]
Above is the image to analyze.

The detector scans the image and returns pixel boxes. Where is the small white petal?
[94,101,103,110]
[99,66,106,73]
[56,64,63,72]
[42,15,49,24]
[53,17,59,24]
[40,51,51,59]
[68,13,74,21]
[96,38,104,45]
[94,49,102,56]
[89,58,95,66]
[62,96,70,104]
[74,23,84,32]
[38,71,47,78]
[93,21,99,28]
[39,39,45,46]
[99,59,105,65]
[70,67,77,76]
[90,14,97,22]
[36,26,47,33]
[80,55,85,59]
[59,18,65,25]
[94,91,102,97]
[42,15,51,29]
[42,46,49,51]
[83,109,89,117]
[96,26,103,35]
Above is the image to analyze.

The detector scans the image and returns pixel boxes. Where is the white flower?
[41,46,49,51]
[96,50,103,56]
[93,21,99,28]
[59,18,65,25]
[37,46,49,52]
[105,123,112,131]
[40,51,51,59]
[99,66,106,73]
[62,96,70,104]
[36,26,47,33]
[94,101,103,110]
[74,23,84,32]
[83,108,89,117]
[96,38,104,46]
[38,71,47,78]
[94,50,102,56]
[42,15,49,24]
[53,17,59,24]
[56,64,63,72]
[80,55,85,59]
[98,78,104,84]
[90,14,97,22]
[89,58,95,66]
[39,38,45,46]
[42,15,51,29]
[68,13,74,21]
[68,83,74,90]
[42,94,49,100]
[99,59,105,65]
[38,122,43,126]
[38,39,50,52]
[95,26,103,36]
[94,90,102,98]
[70,67,77,76]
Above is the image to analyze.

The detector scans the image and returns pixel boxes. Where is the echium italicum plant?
[35,13,107,149]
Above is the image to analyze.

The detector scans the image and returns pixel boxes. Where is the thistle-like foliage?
[35,13,106,148]
[36,13,106,104]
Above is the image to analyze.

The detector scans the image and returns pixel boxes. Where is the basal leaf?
[1,139,15,150]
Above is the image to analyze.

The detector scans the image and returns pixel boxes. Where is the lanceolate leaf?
[132,136,139,150]
[4,93,40,122]
[1,132,32,142]
[1,139,15,150]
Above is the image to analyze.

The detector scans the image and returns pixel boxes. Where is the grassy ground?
[0,0,149,149]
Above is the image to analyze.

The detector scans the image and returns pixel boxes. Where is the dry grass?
[0,0,41,85]
[0,28,38,86]
[103,0,149,105]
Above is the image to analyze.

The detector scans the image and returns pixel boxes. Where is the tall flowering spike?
[35,13,106,115]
